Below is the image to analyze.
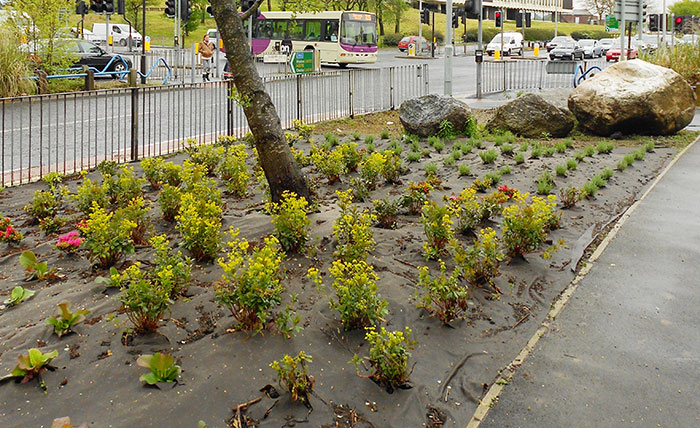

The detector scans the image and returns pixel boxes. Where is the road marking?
[466,132,700,428]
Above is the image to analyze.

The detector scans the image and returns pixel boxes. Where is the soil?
[0,115,696,428]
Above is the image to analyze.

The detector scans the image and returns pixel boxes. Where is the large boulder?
[399,95,473,137]
[568,59,696,136]
[487,93,575,138]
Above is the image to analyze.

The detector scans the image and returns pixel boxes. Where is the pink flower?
[56,231,82,252]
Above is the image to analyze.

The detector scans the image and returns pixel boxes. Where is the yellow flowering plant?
[360,151,386,189]
[78,202,136,268]
[502,193,560,257]
[380,150,404,184]
[351,326,416,391]
[175,192,222,261]
[421,201,455,261]
[74,177,107,215]
[117,262,173,333]
[158,183,182,222]
[338,142,362,172]
[307,259,388,330]
[449,187,487,234]
[102,166,145,208]
[453,227,505,285]
[185,139,225,176]
[218,144,250,197]
[333,190,376,262]
[266,191,311,254]
[115,196,152,245]
[417,262,469,324]
[310,145,346,184]
[270,351,314,404]
[140,157,165,189]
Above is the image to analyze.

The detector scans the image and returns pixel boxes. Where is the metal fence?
[0,64,428,186]
[481,58,610,95]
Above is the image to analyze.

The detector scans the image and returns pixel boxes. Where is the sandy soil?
[0,120,693,428]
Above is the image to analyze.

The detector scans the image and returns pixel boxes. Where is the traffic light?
[90,0,104,13]
[206,1,213,16]
[464,0,480,18]
[649,14,659,31]
[461,9,466,25]
[674,15,683,32]
[495,10,502,27]
[525,12,531,27]
[165,0,175,17]
[76,0,88,15]
[181,0,191,22]
[642,3,647,23]
[117,0,125,15]
[452,11,458,28]
[516,12,522,28]
[103,0,114,13]
[241,0,256,12]
[421,8,430,25]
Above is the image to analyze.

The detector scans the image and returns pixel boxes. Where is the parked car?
[578,39,602,58]
[92,23,142,47]
[65,39,132,77]
[397,35,428,52]
[606,46,638,62]
[549,41,584,60]
[546,36,574,52]
[598,38,616,54]
[485,32,524,56]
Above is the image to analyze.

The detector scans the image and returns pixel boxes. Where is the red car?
[398,35,428,52]
[606,47,638,62]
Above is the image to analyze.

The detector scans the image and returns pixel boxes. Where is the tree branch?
[240,0,265,20]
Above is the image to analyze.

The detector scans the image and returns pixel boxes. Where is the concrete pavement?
[476,136,700,427]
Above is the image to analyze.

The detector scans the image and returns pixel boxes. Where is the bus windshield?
[341,12,376,46]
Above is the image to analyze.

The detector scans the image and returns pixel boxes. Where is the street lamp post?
[141,0,146,84]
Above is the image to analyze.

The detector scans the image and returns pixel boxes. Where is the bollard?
[84,66,95,91]
[534,43,539,57]
[495,50,500,60]
[128,68,138,87]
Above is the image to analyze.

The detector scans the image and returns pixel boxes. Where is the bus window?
[255,20,273,39]
[271,21,287,39]
[340,16,376,45]
[322,20,338,42]
[288,20,304,40]
[304,20,321,41]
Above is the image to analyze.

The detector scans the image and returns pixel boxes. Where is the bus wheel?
[338,63,348,69]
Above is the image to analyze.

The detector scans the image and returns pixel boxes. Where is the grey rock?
[568,59,696,136]
[399,94,473,138]
[487,93,575,138]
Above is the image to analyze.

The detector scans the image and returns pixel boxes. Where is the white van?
[486,32,524,56]
[92,23,142,47]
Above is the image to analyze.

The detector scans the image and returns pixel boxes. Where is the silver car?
[579,39,602,58]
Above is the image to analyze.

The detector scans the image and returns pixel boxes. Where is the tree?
[670,0,700,17]
[125,0,158,34]
[210,0,311,203]
[585,0,614,21]
[369,0,387,35]
[385,0,409,34]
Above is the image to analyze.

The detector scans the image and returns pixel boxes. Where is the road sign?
[289,51,314,74]
[605,14,619,32]
[614,0,641,22]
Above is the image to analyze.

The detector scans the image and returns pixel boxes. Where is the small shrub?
[583,145,595,157]
[102,166,145,208]
[308,260,388,330]
[333,190,376,262]
[530,147,543,159]
[141,157,165,189]
[574,152,585,162]
[502,193,560,257]
[596,141,614,154]
[555,164,568,177]
[617,159,629,171]
[499,165,512,175]
[266,191,310,253]
[79,203,136,268]
[25,190,62,225]
[148,234,193,298]
[560,187,581,208]
[158,184,182,222]
[443,156,456,167]
[454,227,504,285]
[433,139,446,153]
[352,327,416,391]
[116,197,152,245]
[406,152,421,162]
[458,163,471,176]
[600,167,614,181]
[500,144,514,156]
[463,115,478,137]
[4,286,36,307]
[450,187,486,234]
[137,353,181,385]
[623,153,636,165]
[372,197,401,229]
[364,135,375,145]
[380,130,390,139]
[216,231,294,335]
[175,192,222,262]
[634,150,646,161]
[563,138,574,149]
[470,137,483,149]
[291,119,314,142]
[161,162,182,187]
[554,142,567,153]
[427,136,440,147]
[479,149,498,164]
[514,153,525,164]
[519,141,529,152]
[46,302,89,338]
[461,142,473,154]
[544,147,555,157]
[19,251,57,281]
[186,140,225,175]
[592,174,607,188]
[417,262,468,324]
[402,181,433,215]
[311,146,346,184]
[581,181,599,199]
[437,120,455,140]
[270,352,314,403]
[74,178,107,215]
[409,139,420,152]
[118,263,173,333]
[360,152,386,189]
[421,201,454,261]
[492,134,505,146]
[381,151,404,184]
[339,142,362,172]
[9,348,58,391]
[566,159,578,170]
[218,144,250,197]
[424,162,438,176]
[451,147,462,160]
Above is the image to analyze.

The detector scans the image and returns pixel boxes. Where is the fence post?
[191,43,196,84]
[130,87,139,161]
[296,74,302,121]
[539,60,545,90]
[389,67,395,110]
[227,79,234,135]
[349,70,354,118]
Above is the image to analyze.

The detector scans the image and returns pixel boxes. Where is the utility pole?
[106,13,111,53]
[444,0,453,95]
[620,0,626,60]
[419,0,422,46]
[554,1,558,37]
[661,0,666,46]
[141,0,146,83]
[476,0,483,98]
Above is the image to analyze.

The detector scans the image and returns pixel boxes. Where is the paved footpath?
[478,136,700,427]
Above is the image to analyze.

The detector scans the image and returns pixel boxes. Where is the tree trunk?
[378,16,385,35]
[211,0,311,203]
[394,15,400,34]
[267,0,271,10]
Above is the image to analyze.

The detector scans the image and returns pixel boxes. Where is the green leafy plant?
[559,187,581,208]
[270,352,314,404]
[574,151,586,162]
[381,151,404,184]
[479,149,498,164]
[450,187,486,234]
[566,158,578,171]
[364,135,375,145]
[388,139,403,156]
[433,139,445,153]
[372,197,401,229]
[78,203,136,268]
[339,142,363,172]
[617,159,629,171]
[380,130,390,139]
[519,141,529,152]
[623,153,636,165]
[402,181,433,215]
[454,227,505,285]
[102,166,145,208]
[266,191,311,253]
[461,142,473,154]
[116,196,152,245]
[423,135,436,147]
[46,302,89,338]
[514,153,525,164]
[421,201,454,261]
[4,286,36,307]
[352,132,361,141]
[583,145,595,157]
[140,157,166,189]
[24,190,62,225]
[360,151,386,189]
[406,151,421,162]
[73,178,107,215]
[530,147,544,159]
[352,327,416,391]
[596,141,614,154]
[137,353,181,386]
[463,115,478,137]
[502,193,560,257]
[563,138,574,149]
[437,120,456,140]
[443,156,456,167]
[600,167,614,181]
[149,235,193,297]
[9,348,58,392]
[555,164,568,177]
[484,171,502,186]
[186,140,225,175]
[554,142,567,153]
[499,166,512,175]
[536,171,554,195]
[324,132,339,147]
[458,163,471,176]
[634,150,646,161]
[311,146,346,184]
[581,181,599,199]
[19,251,58,281]
[333,190,376,262]
[500,144,514,156]
[592,174,607,188]
[451,147,462,160]
[424,162,438,176]
[218,144,250,197]
[644,140,655,153]
[417,262,468,324]
[175,192,222,262]
[118,263,173,333]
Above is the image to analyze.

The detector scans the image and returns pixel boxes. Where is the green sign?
[605,15,619,32]
[289,51,314,74]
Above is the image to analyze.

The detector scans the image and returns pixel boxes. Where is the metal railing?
[0,64,428,187]
[481,58,610,95]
